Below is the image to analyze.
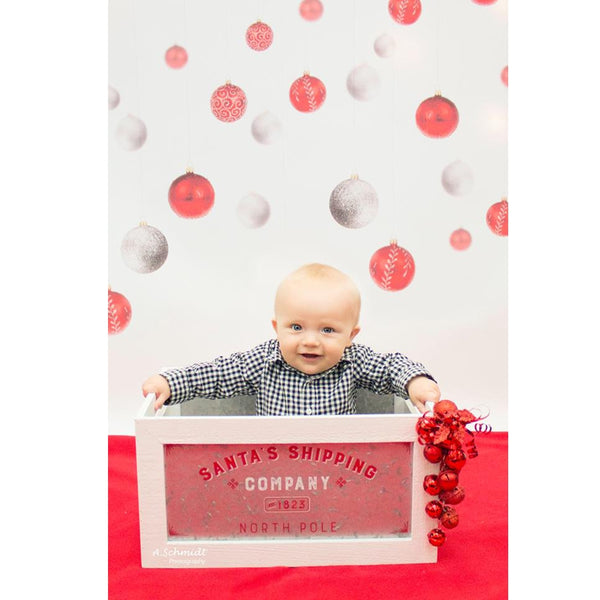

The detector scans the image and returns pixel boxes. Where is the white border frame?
[134,395,437,568]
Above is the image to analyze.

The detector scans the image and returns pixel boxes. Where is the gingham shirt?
[161,339,434,416]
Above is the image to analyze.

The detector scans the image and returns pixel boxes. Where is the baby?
[142,263,441,414]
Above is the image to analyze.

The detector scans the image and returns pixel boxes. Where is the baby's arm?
[142,340,273,411]
[352,344,440,412]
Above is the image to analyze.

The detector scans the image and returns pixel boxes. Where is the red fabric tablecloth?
[109,433,507,599]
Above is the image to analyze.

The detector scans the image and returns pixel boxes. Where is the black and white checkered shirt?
[161,339,434,416]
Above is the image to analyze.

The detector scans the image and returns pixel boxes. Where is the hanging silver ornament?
[251,111,282,144]
[346,64,381,101]
[237,193,270,228]
[374,34,396,58]
[120,222,168,273]
[329,175,378,229]
[108,85,120,110]
[441,160,474,196]
[116,114,147,151]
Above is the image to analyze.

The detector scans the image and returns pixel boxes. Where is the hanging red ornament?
[439,485,465,505]
[108,288,132,335]
[425,500,443,519]
[440,506,460,529]
[486,198,508,236]
[165,45,188,69]
[299,0,323,21]
[438,470,459,491]
[423,474,441,496]
[472,0,497,4]
[423,444,443,463]
[416,93,459,138]
[450,228,472,251]
[501,65,508,86]
[246,21,273,51]
[289,73,326,112]
[388,0,422,25]
[210,82,247,122]
[168,170,215,219]
[369,240,415,292]
[444,448,467,471]
[427,528,446,547]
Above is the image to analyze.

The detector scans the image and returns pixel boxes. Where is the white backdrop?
[108,0,508,434]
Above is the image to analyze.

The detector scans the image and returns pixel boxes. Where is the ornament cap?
[434,90,442,96]
[390,238,398,246]
[139,220,148,227]
[185,166,194,174]
[350,173,359,180]
[303,70,310,76]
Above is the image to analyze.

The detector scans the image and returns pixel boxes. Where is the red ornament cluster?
[416,399,484,547]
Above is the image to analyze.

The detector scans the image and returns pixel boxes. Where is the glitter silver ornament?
[346,64,381,101]
[108,85,120,110]
[374,34,396,58]
[116,114,147,151]
[329,176,378,229]
[237,193,270,228]
[441,160,474,196]
[120,223,168,273]
[251,111,282,144]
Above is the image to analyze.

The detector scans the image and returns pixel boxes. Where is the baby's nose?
[302,331,319,345]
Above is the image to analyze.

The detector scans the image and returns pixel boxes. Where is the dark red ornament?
[444,448,467,471]
[168,171,215,219]
[427,528,446,547]
[416,93,459,138]
[440,506,459,529]
[423,444,443,463]
[423,474,441,496]
[439,485,465,505]
[438,470,459,491]
[425,500,443,519]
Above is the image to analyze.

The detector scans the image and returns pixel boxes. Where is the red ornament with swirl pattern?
[369,241,415,292]
[388,0,421,25]
[165,45,188,69]
[210,82,247,122]
[246,21,273,51]
[108,288,132,335]
[416,93,459,138]
[289,73,326,112]
[168,170,215,219]
[486,198,508,236]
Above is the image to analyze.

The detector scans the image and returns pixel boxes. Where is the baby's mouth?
[301,353,321,359]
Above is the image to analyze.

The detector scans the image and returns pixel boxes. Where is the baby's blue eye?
[322,327,334,334]
[291,324,302,331]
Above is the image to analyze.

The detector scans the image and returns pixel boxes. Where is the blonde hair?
[275,263,361,322]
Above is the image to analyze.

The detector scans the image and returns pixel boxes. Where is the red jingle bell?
[425,500,443,519]
[427,528,446,547]
[434,399,458,422]
[423,474,441,496]
[423,444,443,463]
[439,485,465,505]
[440,505,459,529]
[444,448,467,471]
[438,470,459,491]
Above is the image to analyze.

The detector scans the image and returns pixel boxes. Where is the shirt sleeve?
[159,340,273,405]
[351,343,436,399]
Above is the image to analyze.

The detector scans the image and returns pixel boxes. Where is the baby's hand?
[406,376,441,413]
[142,375,172,411]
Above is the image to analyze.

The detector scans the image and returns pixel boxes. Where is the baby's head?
[272,264,361,375]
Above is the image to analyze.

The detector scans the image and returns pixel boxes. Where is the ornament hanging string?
[182,0,192,168]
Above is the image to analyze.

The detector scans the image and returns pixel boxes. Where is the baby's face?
[272,279,360,375]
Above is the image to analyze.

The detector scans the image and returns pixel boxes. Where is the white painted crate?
[135,394,437,568]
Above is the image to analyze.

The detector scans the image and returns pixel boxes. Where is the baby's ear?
[349,326,360,341]
[271,319,278,333]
